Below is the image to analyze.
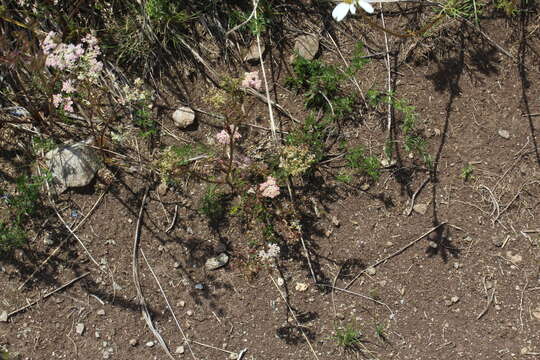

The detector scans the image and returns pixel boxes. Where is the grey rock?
[413,203,428,215]
[46,139,102,193]
[498,129,510,139]
[366,267,377,276]
[244,42,264,63]
[76,323,85,335]
[194,283,204,290]
[205,253,229,270]
[293,34,319,60]
[0,310,8,322]
[172,107,195,129]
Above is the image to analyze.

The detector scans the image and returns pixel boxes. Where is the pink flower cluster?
[216,125,242,145]
[42,32,104,114]
[259,176,280,198]
[241,71,262,91]
[42,32,103,80]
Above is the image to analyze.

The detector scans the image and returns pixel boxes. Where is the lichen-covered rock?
[172,107,195,128]
[293,34,319,61]
[46,139,102,193]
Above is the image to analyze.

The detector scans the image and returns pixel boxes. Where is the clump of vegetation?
[334,322,363,349]
[0,174,47,254]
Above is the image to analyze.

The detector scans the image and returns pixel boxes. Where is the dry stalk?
[8,272,89,320]
[131,187,175,360]
[345,222,446,289]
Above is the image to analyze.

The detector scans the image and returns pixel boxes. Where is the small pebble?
[428,241,438,249]
[179,301,185,307]
[366,267,376,276]
[451,296,460,304]
[186,310,193,317]
[129,339,138,347]
[95,331,100,338]
[173,262,180,269]
[0,310,7,322]
[76,323,85,335]
[277,277,285,286]
[295,282,308,292]
[495,305,502,311]
[413,203,428,215]
[97,309,105,316]
[229,353,238,360]
[498,129,510,139]
[385,241,394,247]
[175,345,185,354]
[194,283,204,290]
[453,262,461,270]
[146,341,155,347]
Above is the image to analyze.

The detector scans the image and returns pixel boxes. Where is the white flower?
[332,0,374,22]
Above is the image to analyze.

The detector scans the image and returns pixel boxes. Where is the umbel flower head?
[332,0,374,21]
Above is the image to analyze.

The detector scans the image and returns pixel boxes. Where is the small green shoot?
[461,164,474,182]
[199,184,226,224]
[375,323,387,340]
[334,322,362,349]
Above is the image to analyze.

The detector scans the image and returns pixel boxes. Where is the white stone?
[172,107,195,129]
[366,267,377,276]
[175,345,185,354]
[295,282,308,292]
[293,34,319,60]
[76,323,85,335]
[0,310,8,322]
[205,253,229,270]
[46,139,102,193]
[498,129,510,139]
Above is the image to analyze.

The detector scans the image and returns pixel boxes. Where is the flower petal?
[358,0,374,14]
[332,3,350,21]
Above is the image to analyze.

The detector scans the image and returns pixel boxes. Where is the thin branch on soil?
[243,88,300,124]
[492,137,530,192]
[300,232,318,285]
[269,275,320,360]
[476,288,495,320]
[494,181,539,223]
[519,279,529,331]
[254,0,278,143]
[331,264,343,317]
[187,340,238,355]
[8,272,89,320]
[141,249,197,359]
[405,177,430,216]
[319,284,395,319]
[131,187,175,360]
[51,202,102,270]
[165,205,178,233]
[380,3,393,134]
[19,188,105,289]
[345,222,446,289]
[479,184,500,222]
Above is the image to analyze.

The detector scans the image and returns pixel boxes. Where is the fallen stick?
[8,272,89,320]
[131,187,175,360]
[19,190,107,289]
[345,222,446,289]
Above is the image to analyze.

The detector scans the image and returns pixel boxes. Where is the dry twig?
[8,272,89,320]
[131,188,175,360]
[345,222,446,289]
